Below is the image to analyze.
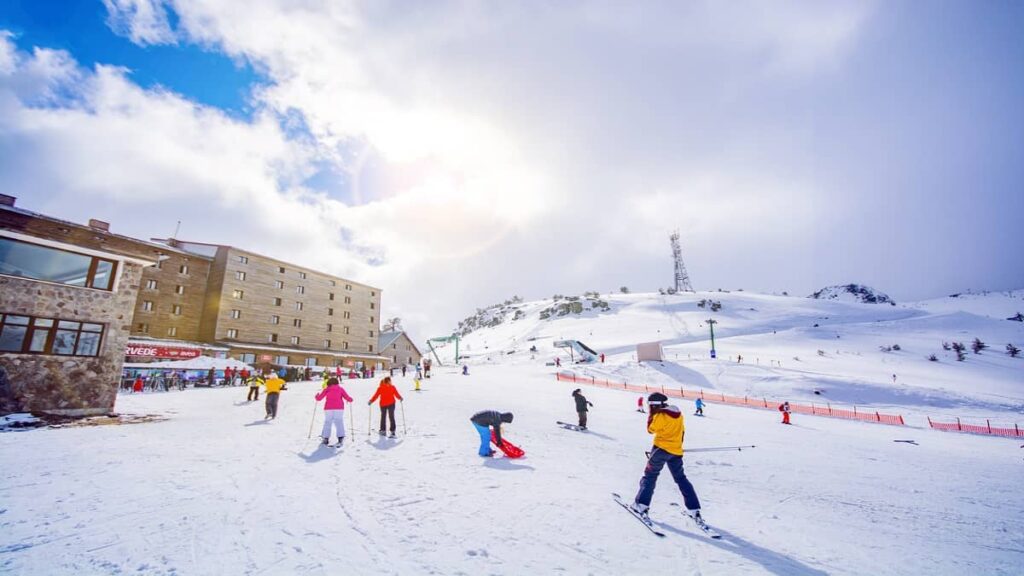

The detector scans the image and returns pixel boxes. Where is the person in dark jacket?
[470,410,514,457]
[572,388,593,429]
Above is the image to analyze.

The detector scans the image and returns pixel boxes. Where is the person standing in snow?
[368,376,403,437]
[246,372,263,402]
[637,396,645,413]
[132,375,144,394]
[694,398,704,416]
[630,393,705,523]
[470,410,514,457]
[315,377,354,446]
[263,372,286,419]
[555,357,561,368]
[572,388,593,429]
[402,365,407,377]
[779,401,791,425]
[462,365,469,376]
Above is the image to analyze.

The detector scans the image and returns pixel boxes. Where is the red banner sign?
[125,345,202,359]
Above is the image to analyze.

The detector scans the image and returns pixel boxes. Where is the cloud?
[7,1,1021,340]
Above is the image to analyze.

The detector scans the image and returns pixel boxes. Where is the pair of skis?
[611,493,721,539]
[556,421,587,431]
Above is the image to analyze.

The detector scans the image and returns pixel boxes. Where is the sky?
[1,0,1023,341]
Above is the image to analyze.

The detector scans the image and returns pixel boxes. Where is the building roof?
[378,331,423,356]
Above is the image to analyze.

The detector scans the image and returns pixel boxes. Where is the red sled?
[490,430,525,459]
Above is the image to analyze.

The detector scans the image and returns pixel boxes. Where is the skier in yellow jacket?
[263,371,286,419]
[630,392,705,523]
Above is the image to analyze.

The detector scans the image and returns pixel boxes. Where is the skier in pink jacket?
[315,377,354,446]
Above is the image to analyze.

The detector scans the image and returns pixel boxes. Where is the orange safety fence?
[555,372,906,426]
[927,417,1023,438]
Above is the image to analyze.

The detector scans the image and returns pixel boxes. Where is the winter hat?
[647,392,669,406]
[572,388,581,395]
[500,412,514,423]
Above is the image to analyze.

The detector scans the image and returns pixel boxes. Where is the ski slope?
[1,363,1022,575]
[1,289,1022,575]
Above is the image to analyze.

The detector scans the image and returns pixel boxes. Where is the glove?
[367,401,372,405]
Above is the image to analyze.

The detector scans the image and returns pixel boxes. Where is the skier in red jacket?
[368,376,403,437]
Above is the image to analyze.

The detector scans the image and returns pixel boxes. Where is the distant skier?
[264,372,286,419]
[637,396,645,413]
[630,393,705,524]
[132,375,144,394]
[470,410,514,457]
[402,365,407,377]
[246,373,264,402]
[555,357,561,368]
[315,377,353,446]
[600,353,605,363]
[462,365,469,376]
[368,376,403,437]
[779,401,791,425]
[694,398,704,416]
[572,388,593,429]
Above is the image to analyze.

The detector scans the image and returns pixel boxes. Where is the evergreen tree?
[971,338,987,354]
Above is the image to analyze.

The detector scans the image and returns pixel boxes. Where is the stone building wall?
[0,261,145,415]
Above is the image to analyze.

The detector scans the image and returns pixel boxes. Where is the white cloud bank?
[5,1,1022,339]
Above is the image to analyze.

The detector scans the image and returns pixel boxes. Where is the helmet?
[647,392,669,406]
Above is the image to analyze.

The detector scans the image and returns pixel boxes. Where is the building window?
[269,333,278,343]
[142,301,154,312]
[330,280,336,287]
[343,326,349,334]
[273,280,284,290]
[371,291,375,297]
[344,296,351,304]
[227,328,238,338]
[343,311,351,319]
[274,355,289,365]
[235,271,246,281]
[175,285,184,295]
[238,255,249,264]
[296,286,305,294]
[305,358,318,367]
[231,309,241,319]
[299,272,307,279]
[370,303,375,309]
[271,315,280,324]
[323,339,331,348]
[326,324,332,332]
[278,266,285,274]
[293,319,302,328]
[345,284,352,291]
[145,279,158,290]
[369,316,374,324]
[137,323,149,334]
[290,336,300,345]
[155,260,163,270]
[273,297,282,306]
[329,293,335,300]
[0,237,117,291]
[233,290,244,299]
[179,264,189,275]
[0,314,105,356]
[327,308,334,316]
[172,305,182,316]
[295,302,303,311]
[344,341,349,350]
[369,330,374,337]
[167,326,177,337]
[368,343,374,352]
[240,353,256,363]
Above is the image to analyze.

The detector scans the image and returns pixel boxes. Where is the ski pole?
[400,400,407,435]
[350,403,354,437]
[368,404,372,436]
[307,400,319,439]
[686,445,756,453]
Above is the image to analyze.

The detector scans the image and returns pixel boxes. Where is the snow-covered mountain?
[440,289,1024,421]
[808,283,895,305]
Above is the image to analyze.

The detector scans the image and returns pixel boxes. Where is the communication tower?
[670,231,694,293]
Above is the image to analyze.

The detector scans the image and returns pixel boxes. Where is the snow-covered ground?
[2,290,1023,575]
